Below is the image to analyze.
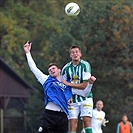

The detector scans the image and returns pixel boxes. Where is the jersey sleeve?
[116,123,120,133]
[130,122,133,133]
[101,112,106,124]
[26,52,48,85]
[61,64,67,80]
[83,72,91,81]
[82,61,91,81]
[72,83,93,97]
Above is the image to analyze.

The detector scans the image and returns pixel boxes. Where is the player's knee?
[84,122,91,127]
[69,119,78,130]
[83,119,92,127]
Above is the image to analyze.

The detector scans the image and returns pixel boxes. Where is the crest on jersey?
[71,75,79,83]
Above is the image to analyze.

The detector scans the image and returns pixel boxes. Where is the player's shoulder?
[63,61,71,68]
[62,61,72,72]
[80,59,89,63]
[128,121,132,124]
[93,108,97,113]
[80,59,91,66]
[93,108,105,115]
[101,110,106,115]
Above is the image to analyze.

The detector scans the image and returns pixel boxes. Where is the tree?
[1,0,133,132]
[49,1,133,132]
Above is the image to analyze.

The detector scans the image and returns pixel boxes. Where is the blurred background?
[0,0,133,133]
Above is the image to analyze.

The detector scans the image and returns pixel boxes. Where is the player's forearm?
[26,52,37,71]
[66,82,88,90]
[72,83,93,97]
[26,53,47,85]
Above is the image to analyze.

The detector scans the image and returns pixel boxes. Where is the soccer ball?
[65,2,80,16]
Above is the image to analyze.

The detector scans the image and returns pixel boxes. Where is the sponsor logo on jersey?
[83,103,92,108]
[53,81,66,91]
[68,107,74,110]
[97,117,102,121]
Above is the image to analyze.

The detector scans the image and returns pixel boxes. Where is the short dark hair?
[48,63,60,69]
[69,45,81,53]
[122,114,128,117]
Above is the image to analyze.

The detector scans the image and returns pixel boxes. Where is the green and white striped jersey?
[61,59,93,103]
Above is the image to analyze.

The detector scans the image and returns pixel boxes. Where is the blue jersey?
[43,76,72,115]
[25,53,72,115]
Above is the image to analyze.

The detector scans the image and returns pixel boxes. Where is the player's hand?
[23,41,32,53]
[61,80,71,86]
[68,98,72,106]
[81,128,86,133]
[102,119,109,126]
[88,76,96,84]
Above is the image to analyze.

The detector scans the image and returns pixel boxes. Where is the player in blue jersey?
[23,41,95,133]
[61,45,96,133]
[23,41,72,133]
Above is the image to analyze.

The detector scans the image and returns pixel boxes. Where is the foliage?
[7,108,22,116]
[1,0,133,133]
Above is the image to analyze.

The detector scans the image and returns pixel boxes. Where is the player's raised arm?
[23,41,32,53]
[23,41,48,85]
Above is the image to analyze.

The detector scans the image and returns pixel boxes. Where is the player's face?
[96,101,103,111]
[70,48,82,62]
[48,65,61,78]
[122,115,128,122]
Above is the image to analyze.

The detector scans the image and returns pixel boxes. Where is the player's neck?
[123,120,128,124]
[72,60,80,66]
[56,75,61,81]
[96,108,101,111]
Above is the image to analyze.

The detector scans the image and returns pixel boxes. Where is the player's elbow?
[81,82,88,89]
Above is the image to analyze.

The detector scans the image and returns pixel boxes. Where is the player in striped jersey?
[61,45,96,133]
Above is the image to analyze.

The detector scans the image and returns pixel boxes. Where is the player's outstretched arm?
[61,80,88,89]
[23,41,48,85]
[69,76,96,97]
[62,76,96,90]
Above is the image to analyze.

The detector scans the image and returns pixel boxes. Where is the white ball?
[65,2,80,16]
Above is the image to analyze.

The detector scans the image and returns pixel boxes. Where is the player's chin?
[73,58,79,61]
[52,74,57,78]
[50,73,54,77]
[51,74,55,77]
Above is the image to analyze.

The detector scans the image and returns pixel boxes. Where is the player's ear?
[70,53,72,58]
[59,69,61,73]
[80,52,82,57]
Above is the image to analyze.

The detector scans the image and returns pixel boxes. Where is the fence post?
[0,109,4,133]
[24,110,27,133]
